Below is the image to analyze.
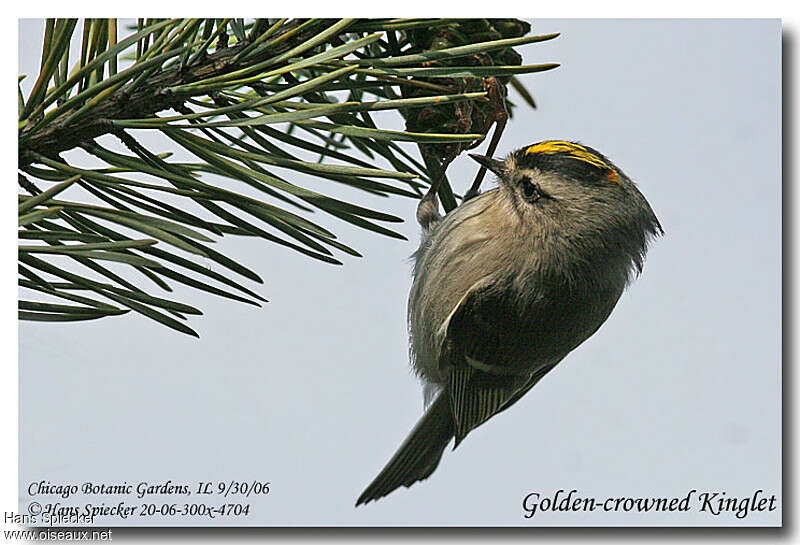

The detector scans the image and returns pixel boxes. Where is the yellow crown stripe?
[525,140,583,155]
[525,141,619,181]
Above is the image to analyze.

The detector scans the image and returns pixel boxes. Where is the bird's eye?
[520,176,540,202]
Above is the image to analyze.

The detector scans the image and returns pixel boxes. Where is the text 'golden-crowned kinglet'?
[356,141,662,506]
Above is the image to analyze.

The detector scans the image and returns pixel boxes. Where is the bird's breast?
[408,190,626,384]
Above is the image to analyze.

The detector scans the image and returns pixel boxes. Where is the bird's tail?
[356,390,454,506]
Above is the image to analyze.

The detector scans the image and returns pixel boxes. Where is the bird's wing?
[438,276,549,445]
[494,362,559,416]
[356,278,560,506]
[447,365,529,446]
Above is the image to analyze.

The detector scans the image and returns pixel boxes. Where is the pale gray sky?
[18,19,781,525]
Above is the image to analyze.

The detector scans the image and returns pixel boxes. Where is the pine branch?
[19,19,318,166]
[18,18,559,333]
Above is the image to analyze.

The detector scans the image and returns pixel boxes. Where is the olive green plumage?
[357,141,662,506]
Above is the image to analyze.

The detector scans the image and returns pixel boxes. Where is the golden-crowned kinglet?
[356,141,662,506]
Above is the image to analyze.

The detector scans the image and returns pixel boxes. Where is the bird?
[356,140,662,506]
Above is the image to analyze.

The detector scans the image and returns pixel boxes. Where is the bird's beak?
[468,154,505,176]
